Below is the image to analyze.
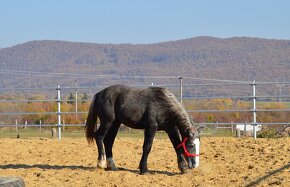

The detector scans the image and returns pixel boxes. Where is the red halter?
[176,137,200,157]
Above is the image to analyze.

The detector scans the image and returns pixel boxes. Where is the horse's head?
[177,124,204,172]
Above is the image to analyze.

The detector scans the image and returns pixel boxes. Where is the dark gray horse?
[85,85,203,174]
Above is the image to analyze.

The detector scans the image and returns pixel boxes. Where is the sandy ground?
[0,136,289,187]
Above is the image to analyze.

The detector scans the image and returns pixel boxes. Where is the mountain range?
[0,36,290,96]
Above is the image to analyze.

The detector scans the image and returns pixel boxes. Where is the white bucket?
[193,138,200,168]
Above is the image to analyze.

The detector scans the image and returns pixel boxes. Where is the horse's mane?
[151,87,192,133]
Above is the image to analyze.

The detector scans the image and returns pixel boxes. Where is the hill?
[0,37,290,91]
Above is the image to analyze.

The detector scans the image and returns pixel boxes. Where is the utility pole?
[75,80,78,119]
[179,77,183,104]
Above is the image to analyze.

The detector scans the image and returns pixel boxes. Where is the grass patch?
[284,102,290,108]
[0,128,168,139]
[0,127,235,139]
[0,127,85,138]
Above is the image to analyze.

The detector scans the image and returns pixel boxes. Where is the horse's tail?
[85,94,98,144]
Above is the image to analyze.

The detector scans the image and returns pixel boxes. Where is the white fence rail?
[0,78,290,139]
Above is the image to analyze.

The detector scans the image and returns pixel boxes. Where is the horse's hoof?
[140,171,150,175]
[97,164,106,169]
[107,158,118,171]
[107,165,119,171]
[97,160,106,169]
[140,169,150,175]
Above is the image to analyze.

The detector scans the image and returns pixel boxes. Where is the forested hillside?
[0,36,290,89]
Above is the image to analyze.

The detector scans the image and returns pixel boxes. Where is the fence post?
[56,85,62,140]
[62,119,65,131]
[236,129,241,138]
[251,81,257,139]
[15,119,18,131]
[39,120,42,132]
[75,80,78,119]
[179,77,183,104]
[24,120,27,130]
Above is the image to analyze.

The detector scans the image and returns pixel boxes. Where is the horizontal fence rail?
[0,78,290,139]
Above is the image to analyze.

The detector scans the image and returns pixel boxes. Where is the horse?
[85,85,203,174]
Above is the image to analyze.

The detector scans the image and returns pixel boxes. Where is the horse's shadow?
[0,164,95,171]
[117,167,180,176]
[245,163,290,187]
[0,164,179,176]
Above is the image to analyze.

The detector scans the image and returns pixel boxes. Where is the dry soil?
[0,137,289,186]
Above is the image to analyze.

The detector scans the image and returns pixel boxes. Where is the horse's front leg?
[166,129,188,173]
[139,126,157,174]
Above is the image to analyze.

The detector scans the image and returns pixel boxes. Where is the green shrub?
[257,127,277,138]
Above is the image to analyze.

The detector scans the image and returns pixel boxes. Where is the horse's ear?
[197,125,205,133]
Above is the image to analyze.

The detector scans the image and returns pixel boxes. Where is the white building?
[236,123,262,131]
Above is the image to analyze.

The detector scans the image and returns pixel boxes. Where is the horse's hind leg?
[94,123,110,169]
[104,121,121,171]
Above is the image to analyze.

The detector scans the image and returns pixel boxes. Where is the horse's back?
[94,85,162,127]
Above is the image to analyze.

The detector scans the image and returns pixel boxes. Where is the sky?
[1,0,290,48]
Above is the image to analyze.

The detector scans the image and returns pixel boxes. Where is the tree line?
[0,93,289,130]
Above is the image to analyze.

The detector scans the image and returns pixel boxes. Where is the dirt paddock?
[0,137,289,187]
